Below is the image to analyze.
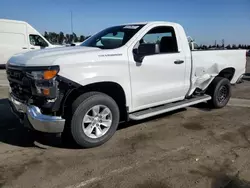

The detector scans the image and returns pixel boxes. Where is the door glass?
[140,26,178,53]
[29,35,48,47]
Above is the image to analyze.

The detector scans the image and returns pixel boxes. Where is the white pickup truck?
[7,21,247,148]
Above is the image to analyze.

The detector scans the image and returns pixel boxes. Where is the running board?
[129,95,211,120]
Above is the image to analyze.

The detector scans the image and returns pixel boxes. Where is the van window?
[0,32,26,46]
[29,35,48,47]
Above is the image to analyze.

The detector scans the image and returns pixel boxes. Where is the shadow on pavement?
[0,98,29,145]
[190,159,250,188]
[243,76,250,81]
[1,97,209,150]
[0,98,63,149]
[0,97,188,149]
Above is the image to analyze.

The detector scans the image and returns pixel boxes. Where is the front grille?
[7,67,33,101]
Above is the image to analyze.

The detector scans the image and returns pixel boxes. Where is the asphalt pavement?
[0,69,8,87]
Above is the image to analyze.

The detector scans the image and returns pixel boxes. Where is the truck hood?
[8,46,101,67]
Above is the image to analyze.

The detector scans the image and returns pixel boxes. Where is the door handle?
[174,60,184,64]
[22,47,27,49]
[30,47,35,50]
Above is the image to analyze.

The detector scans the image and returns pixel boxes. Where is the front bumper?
[9,93,65,133]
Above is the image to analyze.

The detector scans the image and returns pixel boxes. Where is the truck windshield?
[81,24,145,49]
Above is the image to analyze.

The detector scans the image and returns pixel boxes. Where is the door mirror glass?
[137,43,160,56]
[133,43,160,64]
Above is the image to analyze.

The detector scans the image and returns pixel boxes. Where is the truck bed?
[189,49,247,95]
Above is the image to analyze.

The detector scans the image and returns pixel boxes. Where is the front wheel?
[206,77,231,108]
[70,92,120,148]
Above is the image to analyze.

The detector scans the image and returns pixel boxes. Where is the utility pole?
[222,39,225,48]
[71,11,74,34]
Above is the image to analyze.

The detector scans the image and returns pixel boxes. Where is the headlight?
[30,70,59,80]
[27,67,59,97]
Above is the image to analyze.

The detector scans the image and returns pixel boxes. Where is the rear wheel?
[69,92,120,148]
[206,77,231,108]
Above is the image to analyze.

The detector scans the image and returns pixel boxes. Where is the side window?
[193,43,199,50]
[189,42,199,51]
[140,26,178,53]
[29,35,48,47]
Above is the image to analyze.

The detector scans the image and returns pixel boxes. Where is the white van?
[0,19,58,67]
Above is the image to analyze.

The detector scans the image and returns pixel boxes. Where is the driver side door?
[128,25,188,111]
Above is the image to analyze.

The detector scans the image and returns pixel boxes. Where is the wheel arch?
[217,67,235,81]
[61,81,128,122]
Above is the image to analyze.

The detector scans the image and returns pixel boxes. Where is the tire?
[69,92,120,148]
[206,77,231,108]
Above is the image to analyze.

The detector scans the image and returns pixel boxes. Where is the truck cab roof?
[124,21,179,26]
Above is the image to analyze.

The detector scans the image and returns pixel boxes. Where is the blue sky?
[0,0,249,45]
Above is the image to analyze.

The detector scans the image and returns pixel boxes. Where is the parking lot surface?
[0,59,250,188]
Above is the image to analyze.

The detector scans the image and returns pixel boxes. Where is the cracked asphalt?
[0,58,250,188]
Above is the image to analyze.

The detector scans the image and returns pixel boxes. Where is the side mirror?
[138,43,160,56]
[134,43,160,63]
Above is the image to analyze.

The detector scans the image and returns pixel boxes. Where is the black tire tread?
[71,92,101,114]
[71,92,119,148]
[206,77,231,108]
[61,92,100,147]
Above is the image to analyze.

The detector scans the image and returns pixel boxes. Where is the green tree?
[79,35,85,42]
[69,34,74,43]
[73,32,78,42]
[44,31,49,41]
[65,34,70,44]
[226,45,231,49]
[48,32,59,44]
[204,45,208,49]
[58,32,64,44]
